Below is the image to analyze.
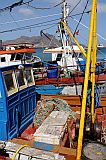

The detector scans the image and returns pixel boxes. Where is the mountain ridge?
[3,34,60,48]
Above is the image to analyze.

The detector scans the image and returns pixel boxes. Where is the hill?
[3,34,60,48]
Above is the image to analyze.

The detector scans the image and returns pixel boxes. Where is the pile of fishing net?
[33,98,77,127]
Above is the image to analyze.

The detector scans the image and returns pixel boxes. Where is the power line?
[24,0,64,10]
[0,0,35,13]
[0,0,63,14]
[0,13,62,25]
[0,10,91,26]
[0,0,23,13]
[6,22,57,33]
[41,24,57,31]
[0,11,94,35]
[0,18,59,33]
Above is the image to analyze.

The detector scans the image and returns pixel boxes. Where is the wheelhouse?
[0,64,36,140]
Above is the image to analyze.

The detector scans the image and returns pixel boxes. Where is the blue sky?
[0,0,106,46]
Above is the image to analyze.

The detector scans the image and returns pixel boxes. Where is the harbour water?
[34,48,52,62]
[34,47,106,62]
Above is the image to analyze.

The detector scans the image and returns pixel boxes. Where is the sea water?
[96,48,106,59]
[34,48,52,62]
[34,47,106,62]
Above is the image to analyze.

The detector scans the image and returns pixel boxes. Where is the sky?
[0,0,106,46]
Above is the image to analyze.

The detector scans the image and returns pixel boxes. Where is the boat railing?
[33,60,106,86]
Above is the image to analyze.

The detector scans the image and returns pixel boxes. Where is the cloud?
[46,0,86,12]
[97,3,106,13]
[18,8,34,15]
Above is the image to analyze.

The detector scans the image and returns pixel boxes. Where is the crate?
[34,111,70,145]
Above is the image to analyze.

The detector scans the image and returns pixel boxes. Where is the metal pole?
[63,0,66,23]
[76,0,97,159]
[61,0,68,71]
[91,0,97,123]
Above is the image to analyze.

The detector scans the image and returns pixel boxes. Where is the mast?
[62,0,70,47]
[63,0,67,23]
[60,0,67,49]
[76,0,97,159]
[61,0,98,158]
[59,0,68,68]
[91,0,97,124]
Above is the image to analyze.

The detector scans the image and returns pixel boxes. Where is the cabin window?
[16,70,27,90]
[1,57,6,62]
[3,71,18,96]
[56,53,62,61]
[25,68,34,86]
[10,54,15,61]
[16,53,23,60]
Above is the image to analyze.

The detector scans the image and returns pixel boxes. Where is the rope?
[12,144,29,160]
[87,81,100,108]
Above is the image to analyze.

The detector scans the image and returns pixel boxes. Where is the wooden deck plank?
[10,138,76,160]
[41,95,106,114]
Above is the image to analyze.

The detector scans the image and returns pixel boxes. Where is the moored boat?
[0,0,106,160]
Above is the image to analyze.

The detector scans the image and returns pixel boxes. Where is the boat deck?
[41,95,106,114]
[9,94,105,160]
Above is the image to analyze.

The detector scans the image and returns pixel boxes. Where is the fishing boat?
[0,44,37,141]
[0,42,41,67]
[0,0,106,160]
[26,1,106,160]
[33,2,106,96]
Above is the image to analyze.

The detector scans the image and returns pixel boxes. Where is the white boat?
[0,44,41,67]
[42,1,85,73]
[97,44,104,48]
[44,45,84,71]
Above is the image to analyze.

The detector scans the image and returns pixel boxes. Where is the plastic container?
[47,63,58,78]
[78,60,86,71]
[82,141,106,160]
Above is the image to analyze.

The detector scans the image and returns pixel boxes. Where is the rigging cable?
[0,11,91,26]
[64,0,90,72]
[9,12,20,28]
[0,1,105,42]
[72,0,90,37]
[24,0,64,10]
[68,0,82,15]
[71,10,91,17]
[0,18,60,33]
[40,30,59,48]
[70,16,106,41]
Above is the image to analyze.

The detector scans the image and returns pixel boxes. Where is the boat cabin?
[0,45,36,67]
[0,63,36,140]
[43,45,84,71]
